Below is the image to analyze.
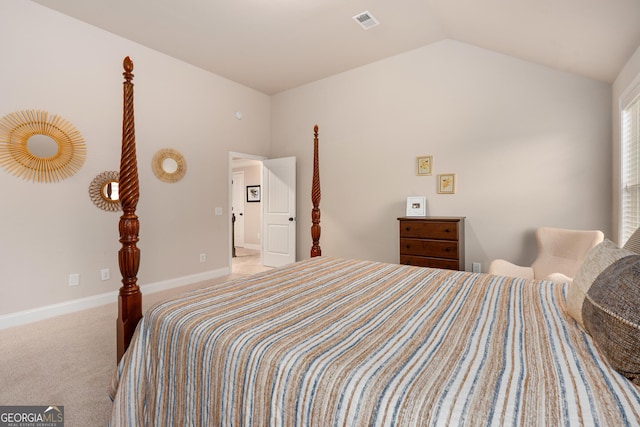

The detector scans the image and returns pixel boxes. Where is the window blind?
[621,87,640,243]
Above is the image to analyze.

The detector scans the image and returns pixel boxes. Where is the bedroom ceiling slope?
[30,0,640,95]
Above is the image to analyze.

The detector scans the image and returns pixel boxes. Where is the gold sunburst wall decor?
[0,110,87,182]
[151,148,187,183]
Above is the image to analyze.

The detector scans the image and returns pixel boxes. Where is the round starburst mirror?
[0,110,87,182]
[151,148,187,183]
[89,171,121,212]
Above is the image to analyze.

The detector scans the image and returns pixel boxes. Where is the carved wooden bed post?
[116,56,142,362]
[311,125,321,257]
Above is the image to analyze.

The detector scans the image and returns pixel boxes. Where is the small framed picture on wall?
[406,196,427,216]
[437,174,456,194]
[416,156,433,176]
[246,185,261,202]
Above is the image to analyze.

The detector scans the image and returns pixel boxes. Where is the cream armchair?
[488,227,604,283]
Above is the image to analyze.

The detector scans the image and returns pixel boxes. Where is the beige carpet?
[0,248,270,426]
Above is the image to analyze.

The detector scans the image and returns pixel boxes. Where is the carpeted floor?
[0,248,270,426]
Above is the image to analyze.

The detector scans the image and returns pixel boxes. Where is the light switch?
[215,207,222,216]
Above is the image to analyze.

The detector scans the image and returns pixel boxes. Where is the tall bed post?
[116,56,142,362]
[310,124,321,257]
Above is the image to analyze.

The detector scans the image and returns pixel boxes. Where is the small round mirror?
[162,158,179,174]
[89,171,121,212]
[27,134,59,158]
[102,181,119,201]
[152,148,187,183]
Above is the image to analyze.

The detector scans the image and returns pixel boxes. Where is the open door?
[262,157,296,267]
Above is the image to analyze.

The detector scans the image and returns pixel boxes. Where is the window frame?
[620,80,640,244]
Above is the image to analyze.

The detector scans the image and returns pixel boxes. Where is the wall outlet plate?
[472,262,481,273]
[68,273,80,286]
[199,253,206,262]
[100,268,110,281]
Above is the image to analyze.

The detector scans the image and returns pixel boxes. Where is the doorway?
[229,152,297,273]
[230,153,264,273]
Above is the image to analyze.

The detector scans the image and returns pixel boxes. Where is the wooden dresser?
[398,216,465,270]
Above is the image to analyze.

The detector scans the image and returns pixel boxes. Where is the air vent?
[352,11,379,30]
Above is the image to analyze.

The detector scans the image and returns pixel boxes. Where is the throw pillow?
[582,255,640,385]
[566,239,635,329]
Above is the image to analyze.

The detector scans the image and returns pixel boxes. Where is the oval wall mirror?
[0,110,86,182]
[89,171,121,212]
[151,148,186,183]
[27,134,59,158]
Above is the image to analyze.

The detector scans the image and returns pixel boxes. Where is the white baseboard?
[243,243,261,251]
[0,267,229,330]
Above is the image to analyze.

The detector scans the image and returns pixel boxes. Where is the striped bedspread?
[109,257,640,426]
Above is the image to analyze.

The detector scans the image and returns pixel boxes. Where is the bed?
[109,57,640,425]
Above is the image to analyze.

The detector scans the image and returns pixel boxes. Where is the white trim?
[0,267,229,330]
[619,75,640,244]
[242,243,261,251]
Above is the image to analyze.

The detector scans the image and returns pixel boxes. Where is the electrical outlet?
[199,253,206,263]
[472,262,481,273]
[100,268,110,281]
[68,273,80,286]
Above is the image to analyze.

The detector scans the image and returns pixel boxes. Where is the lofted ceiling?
[31,0,640,95]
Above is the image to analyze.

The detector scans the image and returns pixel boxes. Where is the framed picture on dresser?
[406,196,426,216]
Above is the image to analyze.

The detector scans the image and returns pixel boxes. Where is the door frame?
[228,152,267,273]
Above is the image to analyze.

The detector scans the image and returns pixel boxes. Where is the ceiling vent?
[352,11,379,30]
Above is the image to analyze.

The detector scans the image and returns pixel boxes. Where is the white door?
[262,157,296,267]
[231,171,245,247]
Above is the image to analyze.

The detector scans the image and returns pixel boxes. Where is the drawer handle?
[445,247,451,252]
[405,227,411,232]
[444,228,450,233]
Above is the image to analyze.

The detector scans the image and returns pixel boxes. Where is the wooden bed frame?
[110,59,640,426]
[115,57,322,362]
[116,57,141,362]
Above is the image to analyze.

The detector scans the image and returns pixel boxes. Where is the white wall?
[0,1,620,321]
[271,40,612,270]
[0,1,270,317]
[612,45,640,243]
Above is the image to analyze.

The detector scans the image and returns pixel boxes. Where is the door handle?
[289,217,295,222]
[239,213,243,216]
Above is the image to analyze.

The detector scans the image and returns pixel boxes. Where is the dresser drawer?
[399,221,459,240]
[400,238,459,259]
[399,255,460,270]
